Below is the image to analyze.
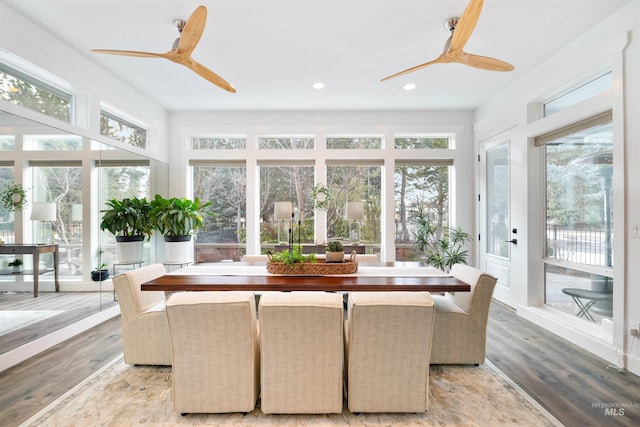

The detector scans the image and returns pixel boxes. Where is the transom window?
[100,110,147,149]
[0,62,72,123]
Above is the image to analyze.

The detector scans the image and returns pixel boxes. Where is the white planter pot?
[116,236,145,262]
[325,251,344,263]
[165,235,193,263]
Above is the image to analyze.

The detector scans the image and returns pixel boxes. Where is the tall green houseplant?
[149,195,213,239]
[149,195,213,263]
[100,197,153,262]
[100,197,153,238]
[412,209,470,272]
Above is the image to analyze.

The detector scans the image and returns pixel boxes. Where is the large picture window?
[259,164,315,251]
[394,162,451,261]
[192,163,247,261]
[540,113,613,323]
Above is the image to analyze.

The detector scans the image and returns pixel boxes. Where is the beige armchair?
[259,291,344,414]
[430,263,498,365]
[166,291,259,414]
[112,263,171,365]
[344,292,435,413]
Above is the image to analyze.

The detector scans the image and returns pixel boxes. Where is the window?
[188,129,459,260]
[100,110,147,149]
[23,134,83,151]
[0,165,15,246]
[192,136,246,150]
[192,163,247,261]
[486,144,510,258]
[260,164,315,251]
[98,161,151,267]
[395,137,450,149]
[0,63,72,122]
[326,137,381,149]
[31,163,83,280]
[327,164,382,246]
[259,137,314,150]
[0,135,15,151]
[540,114,613,322]
[394,162,451,261]
[543,71,612,117]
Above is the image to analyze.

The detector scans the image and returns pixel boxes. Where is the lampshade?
[71,203,83,221]
[274,201,293,220]
[345,201,365,220]
[31,202,57,221]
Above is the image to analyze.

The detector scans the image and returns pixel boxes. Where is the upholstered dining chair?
[344,291,435,413]
[259,291,344,414]
[112,263,171,365]
[430,263,498,365]
[165,291,260,414]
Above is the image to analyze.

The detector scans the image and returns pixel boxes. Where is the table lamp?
[31,202,56,244]
[345,201,365,243]
[274,201,293,244]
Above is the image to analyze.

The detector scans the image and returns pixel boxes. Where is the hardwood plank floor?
[1,299,639,426]
[0,291,118,354]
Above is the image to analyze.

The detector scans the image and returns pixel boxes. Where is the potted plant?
[8,258,23,273]
[100,197,153,262]
[325,241,344,263]
[412,209,471,272]
[149,195,213,262]
[91,250,110,281]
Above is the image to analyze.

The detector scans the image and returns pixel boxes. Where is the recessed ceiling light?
[403,83,416,91]
[313,82,325,90]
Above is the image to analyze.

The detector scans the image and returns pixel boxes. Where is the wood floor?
[1,298,639,426]
[0,291,118,355]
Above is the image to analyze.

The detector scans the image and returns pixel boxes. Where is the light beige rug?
[22,355,562,426]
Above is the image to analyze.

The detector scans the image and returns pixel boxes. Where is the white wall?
[474,1,640,374]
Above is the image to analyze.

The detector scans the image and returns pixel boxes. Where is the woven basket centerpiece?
[267,251,358,275]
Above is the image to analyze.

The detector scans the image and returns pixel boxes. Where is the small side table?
[562,288,612,322]
[112,260,144,300]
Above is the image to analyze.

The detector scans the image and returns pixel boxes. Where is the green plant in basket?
[269,246,317,268]
[326,241,344,252]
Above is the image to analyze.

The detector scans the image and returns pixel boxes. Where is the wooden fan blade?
[381,56,443,81]
[449,0,483,53]
[91,49,168,59]
[175,5,207,55]
[459,52,514,71]
[186,59,236,93]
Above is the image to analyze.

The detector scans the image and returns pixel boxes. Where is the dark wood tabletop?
[141,262,469,293]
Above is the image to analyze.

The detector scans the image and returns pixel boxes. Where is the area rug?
[21,354,562,426]
[0,310,64,336]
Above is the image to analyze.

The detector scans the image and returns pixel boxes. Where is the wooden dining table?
[141,262,470,293]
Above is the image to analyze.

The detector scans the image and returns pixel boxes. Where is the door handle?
[504,239,518,245]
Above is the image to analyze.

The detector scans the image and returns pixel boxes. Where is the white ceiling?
[3,0,631,112]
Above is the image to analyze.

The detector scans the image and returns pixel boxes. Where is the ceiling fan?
[382,0,514,82]
[91,5,236,93]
